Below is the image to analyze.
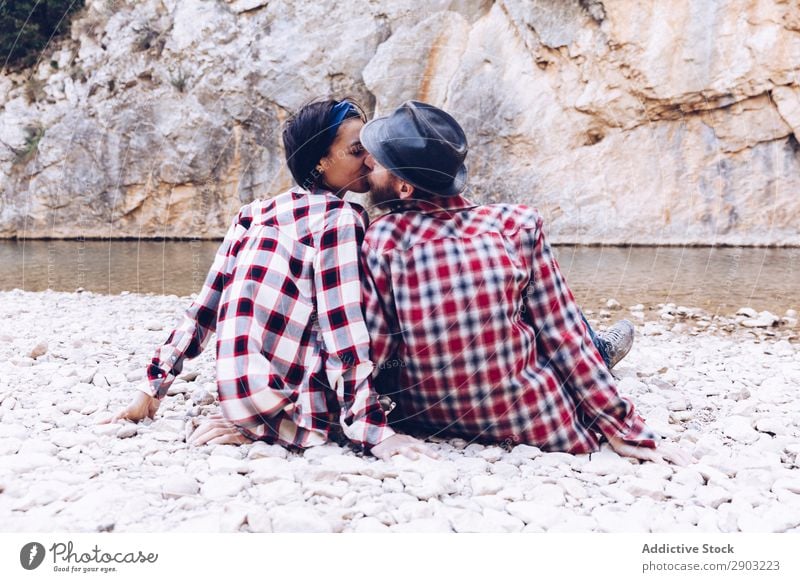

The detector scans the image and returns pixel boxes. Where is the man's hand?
[607,435,695,466]
[100,391,160,425]
[188,413,252,446]
[370,434,440,461]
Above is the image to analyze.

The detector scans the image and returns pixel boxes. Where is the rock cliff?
[1,0,799,244]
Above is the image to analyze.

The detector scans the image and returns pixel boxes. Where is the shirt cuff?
[599,406,659,449]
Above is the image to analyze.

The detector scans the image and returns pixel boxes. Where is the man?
[359,101,689,464]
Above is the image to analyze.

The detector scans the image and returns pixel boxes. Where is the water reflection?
[1,240,797,314]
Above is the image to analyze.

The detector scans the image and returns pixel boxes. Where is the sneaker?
[597,319,635,369]
[378,395,396,416]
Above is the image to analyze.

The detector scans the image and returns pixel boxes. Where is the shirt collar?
[385,194,477,215]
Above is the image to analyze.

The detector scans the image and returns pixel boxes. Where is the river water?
[1,240,797,315]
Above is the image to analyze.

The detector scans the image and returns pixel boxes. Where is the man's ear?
[398,181,414,200]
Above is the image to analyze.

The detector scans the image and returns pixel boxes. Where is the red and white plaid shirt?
[361,195,657,454]
[145,189,394,450]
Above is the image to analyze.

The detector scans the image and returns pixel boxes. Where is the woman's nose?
[364,154,374,169]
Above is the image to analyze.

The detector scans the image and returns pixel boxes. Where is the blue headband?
[325,101,357,144]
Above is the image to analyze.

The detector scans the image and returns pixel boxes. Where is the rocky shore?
[0,290,798,533]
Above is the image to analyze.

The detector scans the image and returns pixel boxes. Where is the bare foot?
[188,414,252,446]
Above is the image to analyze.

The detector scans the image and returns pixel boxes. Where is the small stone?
[635,463,674,481]
[319,454,368,474]
[166,384,189,396]
[476,446,505,462]
[0,453,60,473]
[116,424,138,439]
[145,321,163,331]
[664,482,696,501]
[694,464,731,486]
[247,441,288,460]
[256,480,301,503]
[270,507,333,533]
[93,423,121,437]
[162,475,200,499]
[722,416,759,444]
[508,444,542,460]
[19,440,58,456]
[482,508,525,532]
[0,437,22,455]
[599,485,635,504]
[29,341,48,359]
[245,508,272,532]
[593,505,649,532]
[191,389,215,406]
[208,455,250,474]
[406,469,458,499]
[248,457,293,483]
[623,478,665,501]
[535,452,576,467]
[506,502,561,529]
[695,485,732,509]
[200,475,248,500]
[304,482,348,498]
[772,478,800,495]
[736,307,758,318]
[473,495,509,511]
[211,444,245,459]
[549,515,598,532]
[1,397,16,410]
[556,477,587,499]
[741,311,779,328]
[528,483,566,506]
[606,298,621,310]
[447,509,505,533]
[470,475,504,496]
[754,417,790,436]
[581,448,635,476]
[151,431,182,442]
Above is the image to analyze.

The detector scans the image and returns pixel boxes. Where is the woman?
[104,98,437,461]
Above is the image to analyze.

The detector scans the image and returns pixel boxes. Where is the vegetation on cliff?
[1,0,85,70]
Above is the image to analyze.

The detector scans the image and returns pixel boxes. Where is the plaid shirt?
[145,189,394,450]
[361,195,657,454]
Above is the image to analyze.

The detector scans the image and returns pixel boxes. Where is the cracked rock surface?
[1,0,800,243]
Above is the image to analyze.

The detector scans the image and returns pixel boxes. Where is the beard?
[367,174,402,209]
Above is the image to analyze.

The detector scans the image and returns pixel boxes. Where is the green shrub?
[1,1,86,70]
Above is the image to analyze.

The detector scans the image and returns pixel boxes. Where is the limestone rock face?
[1,0,799,244]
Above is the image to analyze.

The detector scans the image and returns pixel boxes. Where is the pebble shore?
[0,290,798,533]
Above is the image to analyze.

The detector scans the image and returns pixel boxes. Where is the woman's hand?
[100,391,160,425]
[188,414,252,446]
[370,434,440,461]
[607,435,695,466]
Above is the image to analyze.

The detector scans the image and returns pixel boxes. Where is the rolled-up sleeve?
[144,208,250,399]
